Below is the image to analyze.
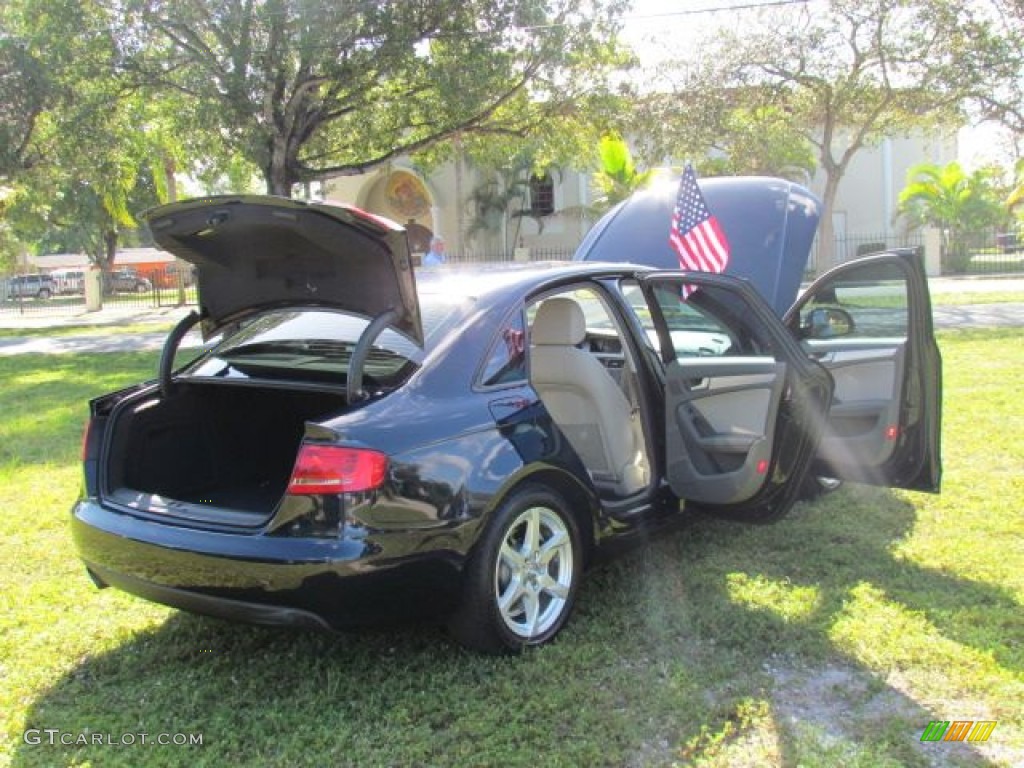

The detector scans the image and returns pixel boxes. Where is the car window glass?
[188,296,472,385]
[641,282,762,359]
[526,285,625,339]
[526,284,637,388]
[799,261,908,339]
[479,309,527,387]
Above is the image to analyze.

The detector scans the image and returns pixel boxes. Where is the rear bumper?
[72,498,463,629]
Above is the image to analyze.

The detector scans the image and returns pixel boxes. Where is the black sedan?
[72,195,941,653]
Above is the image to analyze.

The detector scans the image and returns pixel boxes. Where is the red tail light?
[287,445,387,495]
[81,419,93,462]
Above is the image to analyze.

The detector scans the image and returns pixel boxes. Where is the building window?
[529,174,555,217]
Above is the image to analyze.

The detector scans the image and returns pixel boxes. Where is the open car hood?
[574,176,821,316]
[143,196,422,344]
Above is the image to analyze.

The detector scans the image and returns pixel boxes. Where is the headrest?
[532,297,586,346]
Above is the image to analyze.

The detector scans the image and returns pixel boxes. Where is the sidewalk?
[0,303,194,331]
[924,275,1024,295]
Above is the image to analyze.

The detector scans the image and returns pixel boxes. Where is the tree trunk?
[266,135,295,197]
[815,170,843,274]
[164,155,189,306]
[104,229,117,266]
[163,155,177,203]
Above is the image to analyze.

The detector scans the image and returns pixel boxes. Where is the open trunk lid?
[143,195,423,344]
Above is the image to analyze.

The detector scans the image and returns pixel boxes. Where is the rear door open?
[637,273,832,520]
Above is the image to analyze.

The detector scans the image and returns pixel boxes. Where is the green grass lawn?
[930,290,1024,306]
[0,322,179,340]
[1,330,1021,767]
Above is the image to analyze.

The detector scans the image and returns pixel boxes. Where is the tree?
[898,161,1007,271]
[636,88,817,182]
[2,0,172,270]
[647,0,1011,270]
[1008,158,1024,213]
[0,37,49,180]
[970,0,1024,135]
[123,0,630,196]
[465,154,536,254]
[591,135,655,212]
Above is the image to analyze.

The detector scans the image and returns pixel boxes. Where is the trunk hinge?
[159,310,202,398]
[347,308,399,404]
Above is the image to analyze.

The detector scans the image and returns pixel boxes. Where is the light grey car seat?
[530,297,648,496]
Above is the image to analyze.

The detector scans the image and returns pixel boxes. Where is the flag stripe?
[668,165,732,287]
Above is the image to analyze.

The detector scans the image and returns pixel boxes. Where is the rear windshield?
[184,295,471,387]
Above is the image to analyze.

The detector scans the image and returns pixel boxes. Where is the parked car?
[996,231,1021,254]
[105,269,153,294]
[51,268,86,295]
[72,194,941,653]
[6,273,56,300]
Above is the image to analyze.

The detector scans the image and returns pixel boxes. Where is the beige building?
[323,162,596,262]
[811,130,958,262]
[323,128,958,264]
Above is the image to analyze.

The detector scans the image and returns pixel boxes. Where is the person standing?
[423,236,447,266]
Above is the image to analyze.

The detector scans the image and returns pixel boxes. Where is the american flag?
[669,165,731,280]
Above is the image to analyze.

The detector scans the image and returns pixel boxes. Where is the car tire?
[37,288,51,300]
[136,282,148,293]
[448,485,582,654]
[798,474,843,501]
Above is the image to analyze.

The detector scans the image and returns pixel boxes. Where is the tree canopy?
[122,0,630,195]
[637,0,1017,269]
[3,0,1021,269]
[1,0,170,267]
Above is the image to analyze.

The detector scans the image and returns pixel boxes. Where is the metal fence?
[438,246,576,265]
[955,228,1024,275]
[809,231,926,276]
[0,264,198,318]
[809,228,1024,277]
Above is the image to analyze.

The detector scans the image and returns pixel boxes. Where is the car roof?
[414,261,645,303]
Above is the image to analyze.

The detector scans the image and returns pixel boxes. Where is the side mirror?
[804,307,855,339]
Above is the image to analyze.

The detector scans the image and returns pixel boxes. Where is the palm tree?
[591,135,655,213]
[1007,159,1024,212]
[898,161,1005,272]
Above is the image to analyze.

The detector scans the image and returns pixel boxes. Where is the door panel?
[786,251,941,491]
[633,273,835,521]
[667,356,786,505]
[810,344,905,469]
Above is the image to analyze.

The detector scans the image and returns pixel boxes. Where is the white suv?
[6,274,56,300]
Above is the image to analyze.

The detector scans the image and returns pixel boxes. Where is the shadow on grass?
[13,485,1017,767]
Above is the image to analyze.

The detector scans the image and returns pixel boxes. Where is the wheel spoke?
[500,540,526,571]
[497,574,525,616]
[522,590,541,637]
[539,574,569,600]
[524,508,541,556]
[538,530,568,565]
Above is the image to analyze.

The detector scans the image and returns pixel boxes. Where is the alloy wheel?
[493,505,574,640]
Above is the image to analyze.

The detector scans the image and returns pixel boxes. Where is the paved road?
[932,303,1024,329]
[0,329,203,356]
[0,303,1021,356]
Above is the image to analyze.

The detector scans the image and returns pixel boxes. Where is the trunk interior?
[105,382,348,524]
